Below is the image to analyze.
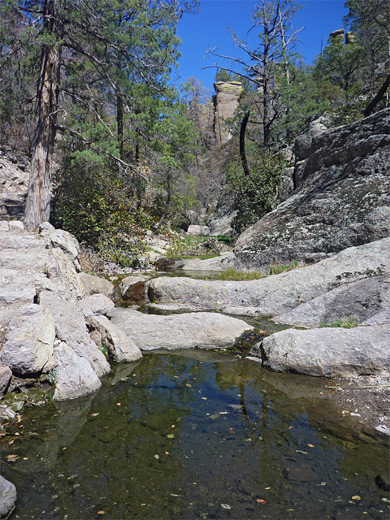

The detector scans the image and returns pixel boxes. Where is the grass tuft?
[269,261,299,275]
[319,317,359,329]
[215,268,266,281]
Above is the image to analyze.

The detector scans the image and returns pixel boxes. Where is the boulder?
[78,294,115,318]
[88,314,142,362]
[148,238,390,316]
[0,475,17,518]
[234,109,390,269]
[53,342,101,401]
[254,324,390,377]
[79,272,114,299]
[110,309,253,351]
[49,229,79,262]
[119,275,150,300]
[187,225,210,236]
[275,275,390,327]
[0,153,28,220]
[176,252,235,272]
[39,292,110,378]
[0,304,55,375]
[0,366,12,397]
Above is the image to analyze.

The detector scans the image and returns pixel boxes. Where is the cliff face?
[234,108,390,269]
[213,81,243,143]
[0,149,29,220]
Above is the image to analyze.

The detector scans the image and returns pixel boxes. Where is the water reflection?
[0,352,388,520]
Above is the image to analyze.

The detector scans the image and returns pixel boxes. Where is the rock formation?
[0,149,29,220]
[0,222,142,402]
[213,81,243,143]
[234,108,390,269]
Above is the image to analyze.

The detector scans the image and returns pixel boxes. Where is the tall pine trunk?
[25,0,61,229]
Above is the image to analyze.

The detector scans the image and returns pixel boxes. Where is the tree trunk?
[25,0,61,229]
[116,86,124,160]
[363,73,390,117]
[240,111,250,176]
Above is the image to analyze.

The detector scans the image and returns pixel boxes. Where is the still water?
[1,351,389,520]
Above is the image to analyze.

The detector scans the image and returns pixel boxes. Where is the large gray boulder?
[53,342,102,401]
[0,304,55,375]
[0,366,12,397]
[39,292,110,378]
[234,109,390,269]
[79,272,114,299]
[254,324,390,377]
[88,314,142,362]
[110,309,253,351]
[148,238,390,317]
[0,475,17,518]
[119,275,150,300]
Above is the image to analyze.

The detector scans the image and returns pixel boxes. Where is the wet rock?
[0,366,11,397]
[0,304,55,375]
[110,309,253,351]
[79,272,114,299]
[120,275,150,300]
[254,325,390,377]
[148,238,390,316]
[234,109,390,269]
[53,342,101,401]
[88,314,142,362]
[0,475,17,518]
[78,294,115,318]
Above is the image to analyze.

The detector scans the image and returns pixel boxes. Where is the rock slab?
[255,325,390,377]
[110,309,253,351]
[0,475,17,517]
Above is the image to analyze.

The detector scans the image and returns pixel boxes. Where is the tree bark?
[25,0,61,229]
[240,111,250,177]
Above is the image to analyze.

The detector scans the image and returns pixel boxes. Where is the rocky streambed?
[0,223,389,517]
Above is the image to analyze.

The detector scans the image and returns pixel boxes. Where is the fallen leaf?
[22,457,28,460]
[91,413,99,417]
[6,454,19,462]
[265,487,271,490]
[154,454,159,460]
[307,444,315,448]
[288,426,293,430]
[256,499,266,504]
[296,450,308,455]
[352,495,361,501]
[201,397,207,400]
[165,451,170,455]
[97,511,105,515]
[8,440,14,446]
[116,403,121,406]
[167,434,174,439]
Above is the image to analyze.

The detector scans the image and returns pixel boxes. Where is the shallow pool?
[1,351,389,519]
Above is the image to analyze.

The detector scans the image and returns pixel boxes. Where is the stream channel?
[1,269,389,519]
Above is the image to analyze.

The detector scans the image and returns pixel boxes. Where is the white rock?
[255,324,390,377]
[53,342,101,401]
[8,220,24,231]
[0,475,17,517]
[49,229,79,261]
[110,309,253,351]
[40,291,110,378]
[79,272,114,298]
[88,315,142,362]
[0,304,55,375]
[78,294,114,318]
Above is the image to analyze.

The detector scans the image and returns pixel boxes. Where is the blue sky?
[175,0,348,92]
